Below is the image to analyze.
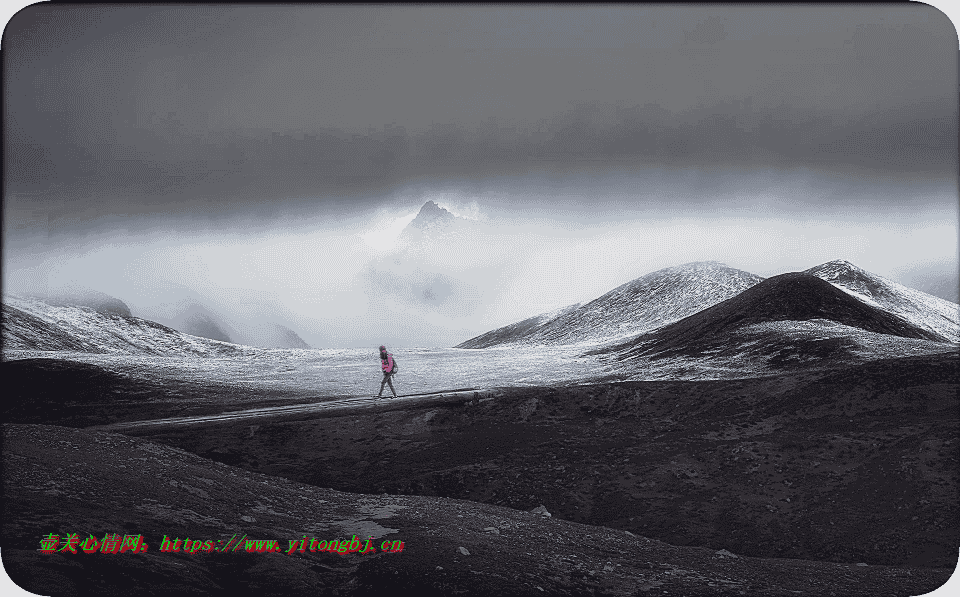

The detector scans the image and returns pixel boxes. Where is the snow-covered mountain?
[454,303,582,349]
[597,271,953,378]
[457,261,764,348]
[2,295,256,357]
[805,260,959,343]
[396,200,472,249]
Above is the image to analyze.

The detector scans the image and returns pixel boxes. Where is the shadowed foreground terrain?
[0,357,331,427]
[128,352,960,571]
[2,423,954,596]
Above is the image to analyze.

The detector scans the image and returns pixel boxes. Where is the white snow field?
[2,345,618,399]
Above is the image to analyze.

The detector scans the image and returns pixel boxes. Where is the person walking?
[377,345,398,398]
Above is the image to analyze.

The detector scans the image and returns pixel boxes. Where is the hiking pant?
[379,372,397,397]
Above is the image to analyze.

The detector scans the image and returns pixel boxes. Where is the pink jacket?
[381,354,394,373]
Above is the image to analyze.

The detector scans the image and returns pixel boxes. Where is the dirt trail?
[90,388,501,432]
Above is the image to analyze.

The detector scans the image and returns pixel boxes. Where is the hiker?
[377,345,398,398]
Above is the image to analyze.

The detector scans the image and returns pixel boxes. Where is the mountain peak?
[805,259,958,342]
[409,201,457,231]
[806,260,867,276]
[628,272,946,352]
[671,261,730,270]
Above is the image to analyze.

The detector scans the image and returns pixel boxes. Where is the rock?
[856,563,868,566]
[459,546,470,556]
[530,505,551,517]
[483,527,500,535]
[715,549,738,558]
[625,530,636,537]
[241,515,256,523]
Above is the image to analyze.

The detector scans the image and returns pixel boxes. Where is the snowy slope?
[805,260,959,343]
[32,289,132,317]
[597,271,955,378]
[456,303,581,349]
[457,261,763,348]
[2,295,257,357]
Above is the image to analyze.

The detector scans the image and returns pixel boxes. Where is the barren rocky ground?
[2,320,957,595]
[109,352,960,572]
[3,423,954,596]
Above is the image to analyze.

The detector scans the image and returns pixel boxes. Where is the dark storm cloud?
[3,4,957,238]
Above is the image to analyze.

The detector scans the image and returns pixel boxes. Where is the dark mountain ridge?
[614,272,948,361]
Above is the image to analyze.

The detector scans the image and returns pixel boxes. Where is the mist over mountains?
[7,199,957,356]
[155,302,311,350]
[1,296,253,357]
[362,201,488,335]
[6,252,956,372]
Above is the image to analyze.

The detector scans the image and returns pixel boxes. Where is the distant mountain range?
[242,322,311,350]
[459,259,957,376]
[2,295,255,356]
[172,304,234,343]
[159,302,311,349]
[4,255,955,376]
[459,259,958,349]
[2,295,314,354]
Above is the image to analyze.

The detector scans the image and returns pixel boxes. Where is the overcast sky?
[3,4,958,347]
